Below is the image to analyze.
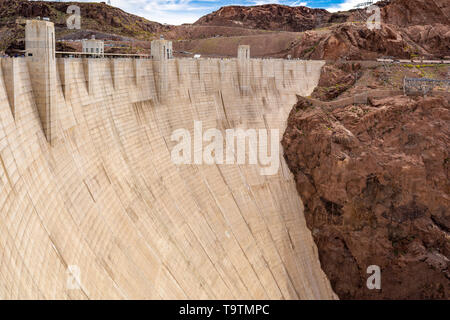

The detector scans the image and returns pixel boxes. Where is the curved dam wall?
[0,56,335,299]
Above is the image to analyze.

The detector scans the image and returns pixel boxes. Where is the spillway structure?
[0,20,336,299]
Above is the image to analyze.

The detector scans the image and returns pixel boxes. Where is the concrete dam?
[0,20,335,299]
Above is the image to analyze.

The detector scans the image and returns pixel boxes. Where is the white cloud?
[290,1,308,6]
[245,0,308,6]
[326,0,369,12]
[56,0,215,25]
[113,0,215,24]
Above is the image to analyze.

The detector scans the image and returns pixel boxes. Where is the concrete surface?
[0,57,336,299]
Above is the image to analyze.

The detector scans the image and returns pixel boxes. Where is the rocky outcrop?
[194,4,333,32]
[282,95,450,299]
[289,23,450,60]
[311,62,362,101]
[402,24,450,58]
[382,0,450,26]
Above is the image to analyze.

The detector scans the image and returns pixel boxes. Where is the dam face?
[0,53,335,299]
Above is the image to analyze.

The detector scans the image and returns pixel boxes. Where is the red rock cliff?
[282,95,450,299]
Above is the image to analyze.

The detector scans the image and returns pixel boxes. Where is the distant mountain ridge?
[0,0,449,59]
[194,4,340,32]
[194,0,450,31]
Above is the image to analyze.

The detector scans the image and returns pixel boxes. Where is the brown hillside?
[194,4,337,32]
[282,94,450,299]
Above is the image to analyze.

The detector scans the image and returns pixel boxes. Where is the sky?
[54,0,368,25]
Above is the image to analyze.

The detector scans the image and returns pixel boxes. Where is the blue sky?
[58,0,364,25]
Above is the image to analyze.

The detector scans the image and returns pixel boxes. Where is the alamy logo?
[171,121,280,176]
[67,265,82,290]
[67,5,81,30]
[366,265,381,290]
[366,5,381,30]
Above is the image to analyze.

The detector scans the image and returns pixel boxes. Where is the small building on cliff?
[82,36,104,57]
